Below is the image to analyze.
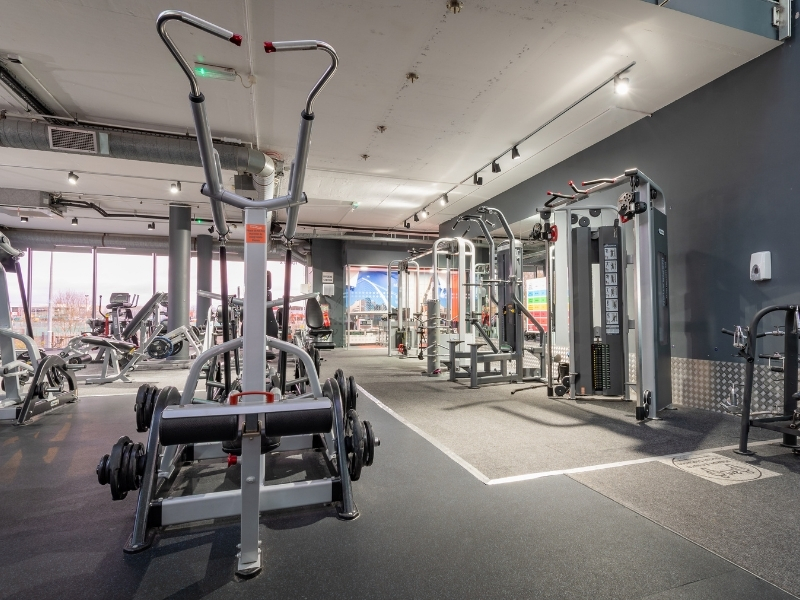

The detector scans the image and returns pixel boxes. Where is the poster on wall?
[526,276,548,332]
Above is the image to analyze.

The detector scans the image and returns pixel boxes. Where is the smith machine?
[544,168,671,420]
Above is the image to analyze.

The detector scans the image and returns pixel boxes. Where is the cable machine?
[545,168,671,420]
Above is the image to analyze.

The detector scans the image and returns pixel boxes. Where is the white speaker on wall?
[750,251,771,281]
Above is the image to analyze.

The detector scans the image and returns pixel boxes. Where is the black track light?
[420,208,428,218]
[147,222,156,230]
[404,220,410,229]
[492,160,501,173]
[473,173,483,185]
[20,216,28,223]
[67,171,78,185]
[413,213,420,222]
[511,146,520,160]
[170,181,182,194]
[71,217,78,226]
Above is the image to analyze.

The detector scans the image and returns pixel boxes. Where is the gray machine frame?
[154,10,358,577]
[546,169,671,418]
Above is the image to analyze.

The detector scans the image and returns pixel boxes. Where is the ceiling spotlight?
[67,171,78,185]
[20,216,28,223]
[404,220,410,229]
[71,217,78,226]
[614,76,630,95]
[413,213,420,222]
[440,193,449,206]
[420,208,429,218]
[511,146,520,160]
[147,222,156,230]
[491,160,501,173]
[170,181,182,194]
[473,173,483,186]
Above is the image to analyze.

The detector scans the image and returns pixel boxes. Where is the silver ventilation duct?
[0,117,269,175]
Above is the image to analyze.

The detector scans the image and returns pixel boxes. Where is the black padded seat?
[79,336,137,354]
[306,297,334,349]
[121,293,164,341]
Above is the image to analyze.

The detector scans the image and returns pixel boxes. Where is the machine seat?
[306,298,332,338]
[79,336,137,354]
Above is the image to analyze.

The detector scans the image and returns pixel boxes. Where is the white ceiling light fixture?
[67,171,79,185]
[170,181,182,194]
[614,76,630,95]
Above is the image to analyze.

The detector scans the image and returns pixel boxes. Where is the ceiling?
[0,0,779,239]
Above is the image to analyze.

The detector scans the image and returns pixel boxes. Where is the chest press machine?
[545,169,672,420]
[95,11,377,578]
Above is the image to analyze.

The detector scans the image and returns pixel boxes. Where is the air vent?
[48,126,97,154]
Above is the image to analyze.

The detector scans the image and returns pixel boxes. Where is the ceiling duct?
[48,126,97,154]
[0,116,268,175]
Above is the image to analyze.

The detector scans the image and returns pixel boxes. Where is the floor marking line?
[486,440,780,486]
[357,386,491,484]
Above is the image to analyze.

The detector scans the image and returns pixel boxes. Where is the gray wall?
[444,38,799,361]
[311,239,346,347]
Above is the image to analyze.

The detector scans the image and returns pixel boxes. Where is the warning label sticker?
[661,453,780,486]
[245,224,266,244]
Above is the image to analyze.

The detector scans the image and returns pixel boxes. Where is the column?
[195,234,212,328]
[168,204,191,360]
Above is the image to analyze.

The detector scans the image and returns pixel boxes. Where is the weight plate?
[346,409,365,481]
[571,214,579,225]
[96,454,111,485]
[170,340,184,356]
[578,216,590,227]
[313,348,321,376]
[589,208,601,217]
[363,420,376,467]
[135,384,152,432]
[347,376,358,412]
[108,436,132,501]
[147,337,172,360]
[554,385,566,397]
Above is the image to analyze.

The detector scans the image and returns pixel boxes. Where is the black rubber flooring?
[0,382,794,599]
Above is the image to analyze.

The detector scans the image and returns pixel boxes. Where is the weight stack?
[591,343,611,392]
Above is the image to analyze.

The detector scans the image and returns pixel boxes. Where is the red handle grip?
[229,391,275,405]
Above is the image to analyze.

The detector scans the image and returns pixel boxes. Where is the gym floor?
[0,350,797,599]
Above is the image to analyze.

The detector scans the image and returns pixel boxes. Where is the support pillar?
[196,234,213,328]
[168,204,191,360]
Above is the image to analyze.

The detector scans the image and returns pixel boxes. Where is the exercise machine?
[387,259,421,357]
[546,169,671,420]
[722,306,800,455]
[449,207,546,388]
[96,11,377,577]
[0,235,79,425]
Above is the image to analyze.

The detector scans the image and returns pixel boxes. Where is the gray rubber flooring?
[0,357,793,599]
[324,349,777,480]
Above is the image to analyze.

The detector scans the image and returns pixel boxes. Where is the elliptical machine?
[0,235,79,425]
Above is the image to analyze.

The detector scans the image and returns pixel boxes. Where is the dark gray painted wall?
[310,239,345,347]
[443,38,799,361]
[345,242,432,268]
[641,0,776,39]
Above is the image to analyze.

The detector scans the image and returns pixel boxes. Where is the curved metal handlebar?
[264,41,338,115]
[157,11,242,97]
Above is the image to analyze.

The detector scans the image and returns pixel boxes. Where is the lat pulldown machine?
[96,11,377,578]
[546,168,671,420]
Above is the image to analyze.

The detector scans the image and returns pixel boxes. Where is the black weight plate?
[347,409,364,481]
[578,216,590,227]
[364,420,375,467]
[96,454,111,485]
[170,341,184,356]
[589,208,601,217]
[554,385,566,397]
[348,376,358,412]
[134,384,151,432]
[108,436,132,501]
[147,337,172,359]
[561,376,571,388]
[313,348,321,376]
[144,386,160,430]
[571,214,579,225]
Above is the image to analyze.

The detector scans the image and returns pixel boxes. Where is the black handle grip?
[721,328,734,336]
